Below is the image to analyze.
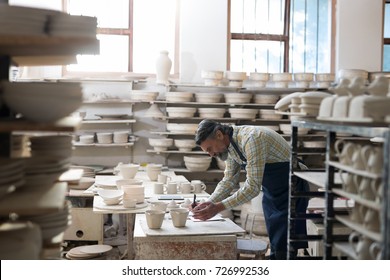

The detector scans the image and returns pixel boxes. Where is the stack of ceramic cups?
[146,163,162,181]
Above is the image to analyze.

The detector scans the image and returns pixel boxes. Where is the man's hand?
[192,201,225,220]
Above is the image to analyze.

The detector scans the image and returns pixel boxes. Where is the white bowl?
[116,179,143,188]
[121,185,144,195]
[198,108,226,118]
[223,93,252,104]
[166,107,197,118]
[194,92,223,103]
[315,73,335,82]
[258,109,283,120]
[203,78,222,86]
[293,73,314,81]
[174,139,196,152]
[97,189,124,201]
[96,132,113,144]
[113,131,129,143]
[271,73,293,82]
[184,155,212,164]
[130,90,159,101]
[79,135,94,144]
[228,108,258,119]
[184,162,211,172]
[254,94,279,104]
[201,70,223,79]
[118,163,140,179]
[166,123,198,134]
[249,72,269,81]
[165,92,193,102]
[149,138,173,151]
[225,71,247,80]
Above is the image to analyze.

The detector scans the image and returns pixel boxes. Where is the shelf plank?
[328,161,382,180]
[0,182,67,216]
[0,35,99,56]
[81,119,136,124]
[73,142,134,147]
[0,117,81,133]
[332,189,381,211]
[293,171,343,188]
[154,100,275,108]
[150,131,196,136]
[171,168,226,173]
[335,215,382,242]
[146,149,206,155]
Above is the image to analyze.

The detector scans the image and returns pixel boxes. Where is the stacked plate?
[0,5,52,36]
[10,134,30,158]
[48,13,97,38]
[23,201,72,242]
[0,158,25,200]
[65,244,113,260]
[69,165,96,178]
[24,156,70,188]
[2,81,83,123]
[29,135,73,159]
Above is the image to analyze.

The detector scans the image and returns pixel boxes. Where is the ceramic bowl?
[258,109,283,120]
[254,94,279,104]
[225,71,247,80]
[166,107,197,118]
[130,90,159,101]
[223,93,252,104]
[96,132,113,144]
[198,107,226,118]
[165,92,193,102]
[315,73,335,82]
[174,139,196,152]
[113,131,129,143]
[118,163,140,179]
[249,72,269,81]
[271,73,293,82]
[201,70,223,79]
[228,108,258,119]
[149,138,173,151]
[79,134,94,144]
[166,123,198,134]
[293,73,314,81]
[97,189,124,201]
[194,92,223,103]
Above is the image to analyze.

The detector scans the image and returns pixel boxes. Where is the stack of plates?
[24,156,70,187]
[0,5,52,36]
[0,158,25,199]
[69,165,96,178]
[23,201,72,242]
[48,13,97,38]
[65,244,113,260]
[29,135,73,159]
[11,134,30,158]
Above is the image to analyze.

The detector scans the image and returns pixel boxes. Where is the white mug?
[191,180,207,193]
[179,182,194,194]
[153,182,164,194]
[165,182,178,194]
[157,174,170,184]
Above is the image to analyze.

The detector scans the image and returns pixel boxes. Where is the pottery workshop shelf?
[73,142,135,148]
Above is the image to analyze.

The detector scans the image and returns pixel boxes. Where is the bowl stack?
[225,71,247,87]
[0,159,25,200]
[166,123,198,134]
[130,90,159,102]
[166,107,197,118]
[201,70,224,86]
[183,156,212,172]
[96,132,113,144]
[271,73,293,88]
[165,92,193,102]
[97,189,123,205]
[198,108,226,118]
[248,72,269,88]
[315,73,335,88]
[223,93,252,104]
[121,184,145,204]
[258,109,283,120]
[228,108,258,119]
[253,94,279,104]
[194,92,223,103]
[174,139,196,152]
[149,138,173,152]
[298,91,332,117]
[2,81,83,123]
[293,73,314,88]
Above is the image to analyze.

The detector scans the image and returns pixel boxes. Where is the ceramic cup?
[369,242,382,260]
[334,140,356,165]
[349,232,373,259]
[123,198,137,208]
[191,180,207,193]
[146,164,162,181]
[358,177,376,201]
[170,208,190,227]
[150,201,168,212]
[351,144,370,171]
[165,182,178,194]
[367,146,383,174]
[349,204,364,224]
[153,182,165,194]
[157,174,170,184]
[145,210,165,229]
[179,182,194,194]
[363,208,381,232]
[340,172,358,194]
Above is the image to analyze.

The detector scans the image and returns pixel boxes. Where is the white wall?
[179,0,228,83]
[335,0,384,72]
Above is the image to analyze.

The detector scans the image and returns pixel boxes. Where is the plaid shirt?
[208,125,290,209]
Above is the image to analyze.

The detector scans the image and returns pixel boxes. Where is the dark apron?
[230,136,308,260]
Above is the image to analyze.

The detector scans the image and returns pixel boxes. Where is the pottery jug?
[156,50,172,85]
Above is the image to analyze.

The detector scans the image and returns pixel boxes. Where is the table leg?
[127,213,136,259]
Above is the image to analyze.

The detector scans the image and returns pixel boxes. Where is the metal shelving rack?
[289,119,390,260]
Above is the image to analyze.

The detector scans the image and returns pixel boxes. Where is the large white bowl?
[174,139,196,152]
[3,82,83,123]
[226,71,247,80]
[130,90,159,101]
[149,138,173,151]
[166,123,198,134]
[223,93,252,104]
[165,92,193,102]
[97,189,124,201]
[228,108,258,119]
[166,107,197,118]
[184,162,211,172]
[198,108,226,118]
[271,73,293,82]
[118,163,140,179]
[194,92,223,103]
[254,94,280,104]
[184,155,212,164]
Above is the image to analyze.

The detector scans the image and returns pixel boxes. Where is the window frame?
[228,0,336,73]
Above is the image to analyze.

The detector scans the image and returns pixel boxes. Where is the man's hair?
[195,119,232,145]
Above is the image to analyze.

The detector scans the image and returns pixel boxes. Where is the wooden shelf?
[0,35,99,56]
[146,149,206,155]
[82,100,136,104]
[328,161,382,179]
[293,171,343,188]
[0,117,81,133]
[335,215,382,242]
[0,182,67,216]
[73,142,134,147]
[154,100,275,108]
[81,119,136,124]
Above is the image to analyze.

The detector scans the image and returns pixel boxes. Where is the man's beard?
[217,149,229,161]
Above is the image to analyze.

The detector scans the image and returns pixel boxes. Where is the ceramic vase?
[156,50,172,85]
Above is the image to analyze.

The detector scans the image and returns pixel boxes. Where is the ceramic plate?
[79,244,113,255]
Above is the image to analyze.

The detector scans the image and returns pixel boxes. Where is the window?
[229,0,332,73]
[66,0,178,74]
[384,1,390,71]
